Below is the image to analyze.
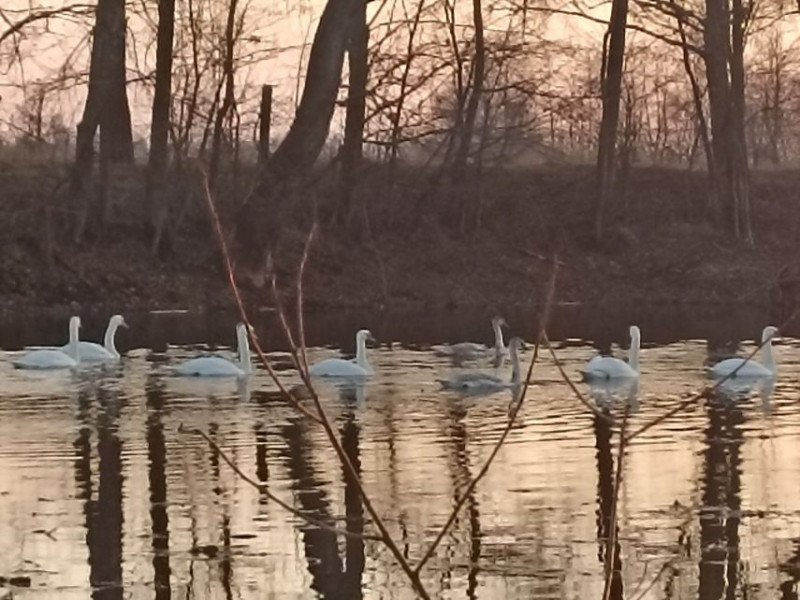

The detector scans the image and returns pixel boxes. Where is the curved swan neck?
[104,321,120,358]
[762,329,776,373]
[237,326,252,374]
[493,321,506,350]
[628,327,641,373]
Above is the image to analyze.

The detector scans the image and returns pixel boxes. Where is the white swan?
[60,314,127,362]
[433,316,508,362]
[13,316,81,370]
[309,329,376,378]
[582,325,640,381]
[173,323,252,377]
[708,325,777,378]
[438,337,524,393]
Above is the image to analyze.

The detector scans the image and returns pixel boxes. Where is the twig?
[201,172,431,599]
[200,170,323,425]
[296,223,316,373]
[413,256,559,574]
[544,333,614,423]
[180,425,382,541]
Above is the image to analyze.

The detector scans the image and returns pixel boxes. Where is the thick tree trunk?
[146,0,176,256]
[594,0,628,242]
[267,0,359,180]
[71,0,133,242]
[338,0,369,226]
[703,0,752,242]
[729,0,752,244]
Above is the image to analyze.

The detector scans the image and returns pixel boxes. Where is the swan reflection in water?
[713,375,775,412]
[587,378,640,413]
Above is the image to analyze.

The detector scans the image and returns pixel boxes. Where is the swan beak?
[367,333,377,345]
[120,319,129,328]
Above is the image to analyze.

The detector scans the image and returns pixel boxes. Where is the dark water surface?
[1,305,799,599]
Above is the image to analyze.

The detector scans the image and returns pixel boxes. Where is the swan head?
[69,315,82,332]
[629,325,641,343]
[508,337,526,354]
[762,325,778,343]
[110,314,128,329]
[492,316,508,329]
[356,329,376,345]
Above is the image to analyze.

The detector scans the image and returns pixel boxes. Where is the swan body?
[709,326,777,379]
[310,329,376,378]
[173,323,252,378]
[14,316,81,370]
[439,337,524,393]
[582,326,640,381]
[433,317,508,362]
[61,314,127,361]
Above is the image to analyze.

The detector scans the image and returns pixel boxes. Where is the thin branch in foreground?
[179,425,382,541]
[544,333,614,423]
[413,257,559,574]
[200,171,431,599]
[200,169,323,425]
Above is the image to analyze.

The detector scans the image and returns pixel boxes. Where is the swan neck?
[628,330,640,373]
[493,322,505,350]
[238,328,252,374]
[104,322,120,358]
[762,333,776,373]
[510,344,520,385]
[69,321,80,361]
[356,335,370,371]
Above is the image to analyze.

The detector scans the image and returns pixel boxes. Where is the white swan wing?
[14,349,77,370]
[433,342,489,359]
[439,371,505,392]
[709,357,771,378]
[582,356,637,380]
[309,358,370,378]
[60,341,115,362]
[173,356,244,377]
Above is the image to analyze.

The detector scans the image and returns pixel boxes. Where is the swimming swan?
[173,323,252,377]
[708,326,777,379]
[438,337,524,393]
[582,325,640,381]
[13,316,81,370]
[309,329,376,378]
[61,314,127,362]
[433,316,508,362]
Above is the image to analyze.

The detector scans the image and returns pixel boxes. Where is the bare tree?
[146,0,177,257]
[595,0,629,241]
[71,0,134,242]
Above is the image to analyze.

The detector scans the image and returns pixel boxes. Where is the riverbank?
[1,163,798,320]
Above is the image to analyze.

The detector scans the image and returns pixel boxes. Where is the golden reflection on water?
[0,332,799,599]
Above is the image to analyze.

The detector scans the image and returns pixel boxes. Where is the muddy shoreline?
[1,165,797,321]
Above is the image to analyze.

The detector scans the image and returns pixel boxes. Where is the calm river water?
[0,304,799,599]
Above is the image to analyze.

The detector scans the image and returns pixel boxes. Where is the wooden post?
[258,84,272,167]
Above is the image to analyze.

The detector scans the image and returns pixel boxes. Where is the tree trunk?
[338,0,369,226]
[258,85,273,168]
[71,0,133,242]
[672,0,719,219]
[267,0,359,180]
[146,0,176,257]
[703,0,752,242]
[452,0,485,176]
[209,0,239,187]
[729,0,752,244]
[594,0,628,242]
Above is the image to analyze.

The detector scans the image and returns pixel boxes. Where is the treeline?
[1,0,799,257]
